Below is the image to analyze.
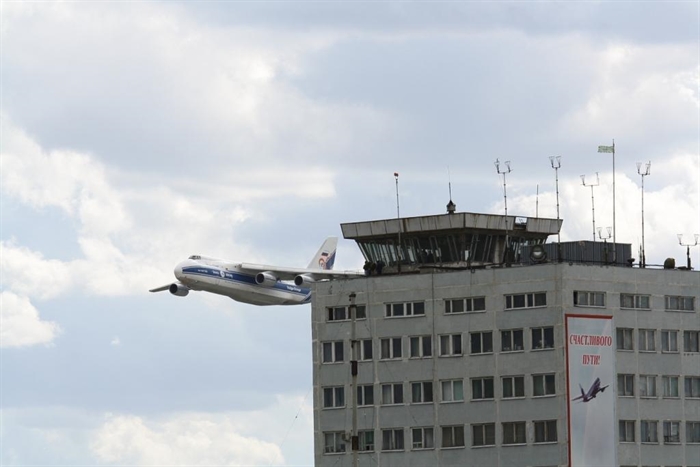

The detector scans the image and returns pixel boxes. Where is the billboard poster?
[566,314,616,467]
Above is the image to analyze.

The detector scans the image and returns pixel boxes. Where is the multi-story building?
[311,211,699,467]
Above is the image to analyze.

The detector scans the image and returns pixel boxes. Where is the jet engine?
[169,283,190,297]
[255,272,278,287]
[294,274,316,287]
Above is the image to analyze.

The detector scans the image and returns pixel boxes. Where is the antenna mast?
[637,161,651,268]
[394,172,401,272]
[550,156,562,261]
[581,172,600,242]
[677,234,699,270]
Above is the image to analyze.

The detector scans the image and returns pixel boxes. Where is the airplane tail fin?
[308,237,337,270]
[579,385,585,398]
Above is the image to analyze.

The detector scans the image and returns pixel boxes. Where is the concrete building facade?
[311,212,700,467]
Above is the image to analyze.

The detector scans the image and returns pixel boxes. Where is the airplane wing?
[238,263,364,281]
[149,284,171,293]
[571,394,584,401]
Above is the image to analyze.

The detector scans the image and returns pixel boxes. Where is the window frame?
[502,375,525,399]
[322,386,345,409]
[664,295,695,312]
[619,420,636,443]
[439,333,463,357]
[662,376,679,398]
[472,423,496,447]
[409,335,432,359]
[573,291,606,307]
[471,377,495,401]
[505,292,547,310]
[441,425,465,449]
[322,340,344,364]
[359,338,373,361]
[380,337,402,360]
[411,426,434,450]
[502,421,527,445]
[410,381,434,404]
[687,421,700,444]
[381,428,405,452]
[685,376,700,398]
[470,331,494,355]
[358,430,374,452]
[532,373,556,397]
[684,330,700,352]
[663,421,680,444]
[639,374,657,398]
[616,328,634,351]
[620,293,651,310]
[385,301,425,318]
[323,431,346,454]
[501,329,524,352]
[531,326,554,350]
[357,384,374,406]
[380,383,404,405]
[618,374,635,397]
[661,330,679,353]
[641,420,658,444]
[534,420,558,444]
[638,329,656,352]
[445,296,486,314]
[440,379,464,403]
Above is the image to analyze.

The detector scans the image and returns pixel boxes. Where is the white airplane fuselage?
[174,258,311,306]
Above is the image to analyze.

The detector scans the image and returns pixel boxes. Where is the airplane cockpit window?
[189,255,201,260]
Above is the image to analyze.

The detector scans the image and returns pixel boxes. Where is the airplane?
[571,377,609,403]
[150,237,364,306]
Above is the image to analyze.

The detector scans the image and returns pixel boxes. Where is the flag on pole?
[598,145,614,153]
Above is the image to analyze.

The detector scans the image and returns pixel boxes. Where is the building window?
[641,420,658,443]
[380,337,402,360]
[409,335,432,358]
[323,386,345,409]
[638,329,656,352]
[502,422,526,445]
[663,421,680,444]
[665,295,695,312]
[322,341,344,363]
[505,292,546,310]
[357,384,374,406]
[358,430,374,452]
[411,427,434,450]
[534,420,557,443]
[502,376,525,399]
[616,328,634,351]
[327,307,349,322]
[574,291,605,307]
[382,428,405,451]
[684,331,700,352]
[381,383,404,405]
[618,374,635,397]
[533,374,555,397]
[445,296,486,313]
[619,420,635,442]
[439,334,463,356]
[441,425,465,448]
[685,376,700,398]
[411,381,433,404]
[620,293,650,310]
[441,379,464,403]
[639,375,657,398]
[385,301,425,318]
[661,330,679,352]
[531,326,554,350]
[501,329,524,352]
[662,376,679,398]
[471,377,495,400]
[360,339,373,361]
[472,423,496,447]
[687,422,700,443]
[324,432,346,454]
[470,331,493,354]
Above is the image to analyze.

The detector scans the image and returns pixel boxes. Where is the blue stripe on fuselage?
[181,266,311,296]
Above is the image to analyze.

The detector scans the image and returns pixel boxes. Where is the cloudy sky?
[1,2,699,465]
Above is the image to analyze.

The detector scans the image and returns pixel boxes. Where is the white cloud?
[110,337,120,346]
[0,291,61,348]
[92,414,283,466]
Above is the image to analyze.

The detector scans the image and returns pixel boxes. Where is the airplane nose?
[174,261,185,281]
